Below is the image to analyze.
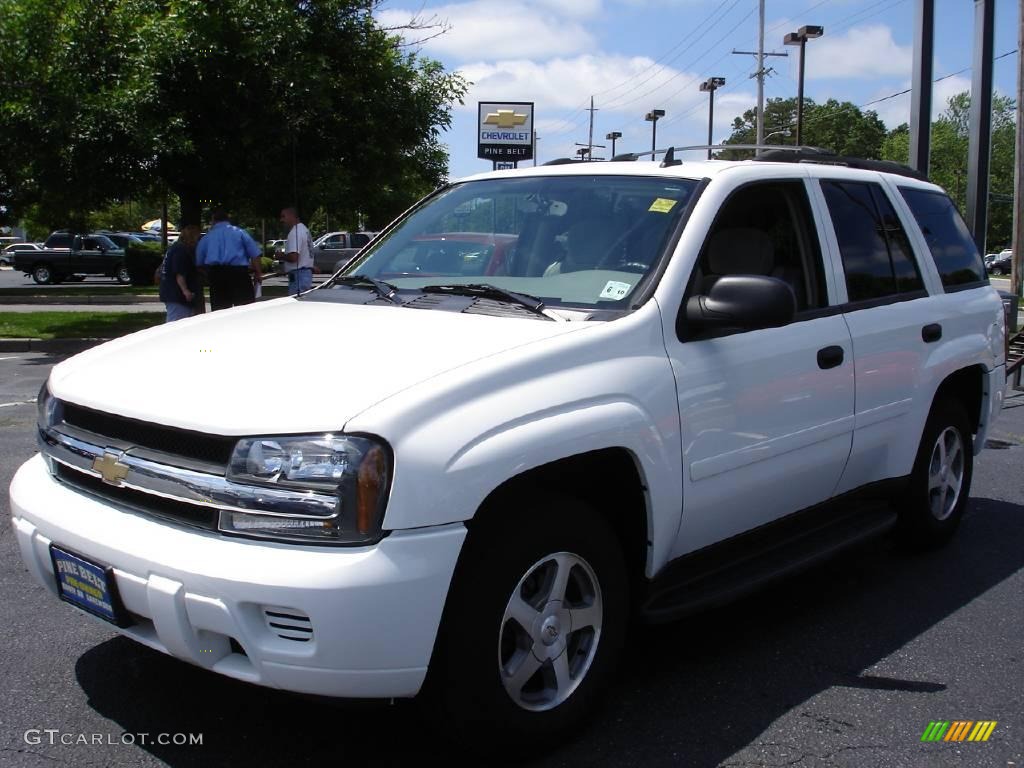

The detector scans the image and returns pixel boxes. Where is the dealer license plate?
[50,545,129,626]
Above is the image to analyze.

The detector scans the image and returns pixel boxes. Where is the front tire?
[897,398,973,549]
[426,495,627,747]
[32,265,54,285]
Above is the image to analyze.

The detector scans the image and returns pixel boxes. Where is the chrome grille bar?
[39,429,339,519]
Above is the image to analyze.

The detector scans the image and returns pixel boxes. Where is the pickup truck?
[14,232,130,284]
[11,148,1005,746]
[312,230,376,273]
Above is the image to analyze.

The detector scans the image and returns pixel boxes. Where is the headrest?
[705,228,775,275]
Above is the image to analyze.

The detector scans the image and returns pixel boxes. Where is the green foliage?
[882,92,1016,250]
[0,0,466,232]
[124,241,164,286]
[718,97,888,160]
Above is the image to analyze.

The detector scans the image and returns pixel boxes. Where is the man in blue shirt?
[195,208,263,310]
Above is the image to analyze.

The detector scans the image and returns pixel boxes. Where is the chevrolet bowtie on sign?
[478,101,534,163]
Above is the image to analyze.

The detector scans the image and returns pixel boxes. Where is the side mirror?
[684,275,796,331]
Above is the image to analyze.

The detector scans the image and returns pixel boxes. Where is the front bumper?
[10,454,465,698]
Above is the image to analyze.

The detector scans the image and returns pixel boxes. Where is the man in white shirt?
[280,207,314,295]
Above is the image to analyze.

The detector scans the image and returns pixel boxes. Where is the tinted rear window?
[899,187,986,288]
[821,180,924,302]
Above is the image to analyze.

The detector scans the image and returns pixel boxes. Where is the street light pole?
[645,109,665,159]
[699,77,726,159]
[784,25,823,146]
[606,131,622,158]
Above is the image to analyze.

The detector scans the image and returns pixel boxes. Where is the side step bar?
[641,505,898,623]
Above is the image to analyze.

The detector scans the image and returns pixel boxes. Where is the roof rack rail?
[752,148,928,181]
[543,158,586,166]
[611,144,832,161]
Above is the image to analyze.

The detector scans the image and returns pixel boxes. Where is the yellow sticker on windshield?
[649,198,678,213]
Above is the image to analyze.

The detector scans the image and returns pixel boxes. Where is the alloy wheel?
[928,426,964,521]
[498,551,602,712]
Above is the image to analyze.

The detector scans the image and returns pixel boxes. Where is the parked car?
[1,242,44,266]
[11,149,1004,744]
[348,232,518,276]
[988,249,1013,275]
[95,232,147,250]
[312,230,376,273]
[14,232,128,284]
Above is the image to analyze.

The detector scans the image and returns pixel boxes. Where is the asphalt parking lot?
[0,351,1022,767]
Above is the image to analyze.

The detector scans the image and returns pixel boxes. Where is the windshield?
[341,175,698,311]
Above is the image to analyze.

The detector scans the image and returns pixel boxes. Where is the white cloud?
[805,23,913,80]
[377,0,595,60]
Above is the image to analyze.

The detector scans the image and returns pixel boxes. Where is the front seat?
[699,227,775,294]
[544,219,618,276]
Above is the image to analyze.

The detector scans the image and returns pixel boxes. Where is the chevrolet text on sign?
[477,102,534,162]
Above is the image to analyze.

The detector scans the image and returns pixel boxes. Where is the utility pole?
[586,97,598,159]
[966,0,995,253]
[1012,0,1024,300]
[533,131,540,167]
[733,0,787,156]
[909,0,935,174]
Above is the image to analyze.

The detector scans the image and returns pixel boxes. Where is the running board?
[641,504,898,623]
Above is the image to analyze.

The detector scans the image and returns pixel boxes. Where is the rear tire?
[425,495,628,749]
[897,398,973,549]
[115,265,131,284]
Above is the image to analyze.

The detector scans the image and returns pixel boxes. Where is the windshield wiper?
[329,274,400,304]
[421,283,552,320]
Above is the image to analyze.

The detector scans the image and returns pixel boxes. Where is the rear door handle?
[922,323,942,343]
[817,345,844,370]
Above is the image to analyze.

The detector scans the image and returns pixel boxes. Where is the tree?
[0,0,466,232]
[717,97,888,160]
[882,92,1016,249]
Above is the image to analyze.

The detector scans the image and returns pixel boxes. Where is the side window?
[350,233,371,249]
[899,187,987,288]
[693,180,828,313]
[821,180,924,303]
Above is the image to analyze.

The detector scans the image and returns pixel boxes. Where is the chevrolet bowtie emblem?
[93,452,129,486]
[483,109,528,129]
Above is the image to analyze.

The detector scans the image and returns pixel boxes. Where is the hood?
[49,298,586,435]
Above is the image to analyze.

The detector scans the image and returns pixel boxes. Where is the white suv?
[10,150,1005,742]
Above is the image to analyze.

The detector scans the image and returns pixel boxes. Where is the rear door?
[813,176,942,493]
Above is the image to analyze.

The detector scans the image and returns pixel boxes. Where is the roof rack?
[611,144,832,162]
[542,158,588,166]
[753,148,928,181]
[608,144,927,181]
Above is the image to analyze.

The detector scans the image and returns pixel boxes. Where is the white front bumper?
[10,454,465,699]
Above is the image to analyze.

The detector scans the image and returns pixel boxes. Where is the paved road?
[0,266,330,291]
[0,353,1022,767]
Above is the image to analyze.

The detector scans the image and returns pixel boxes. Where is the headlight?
[36,379,61,431]
[221,434,391,545]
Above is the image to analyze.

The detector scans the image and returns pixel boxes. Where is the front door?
[663,180,856,558]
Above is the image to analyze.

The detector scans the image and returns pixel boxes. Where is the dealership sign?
[478,102,534,162]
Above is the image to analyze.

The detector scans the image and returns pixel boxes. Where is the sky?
[375,0,1021,179]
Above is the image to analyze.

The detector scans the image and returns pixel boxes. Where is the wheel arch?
[472,447,651,602]
[932,364,985,435]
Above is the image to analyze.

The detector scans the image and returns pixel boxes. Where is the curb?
[0,338,108,353]
[0,295,162,305]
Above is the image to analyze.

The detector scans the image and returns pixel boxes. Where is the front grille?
[55,463,218,532]
[62,402,236,465]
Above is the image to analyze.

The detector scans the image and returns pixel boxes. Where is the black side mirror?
[684,275,796,331]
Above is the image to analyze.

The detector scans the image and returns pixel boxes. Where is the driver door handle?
[817,345,844,370]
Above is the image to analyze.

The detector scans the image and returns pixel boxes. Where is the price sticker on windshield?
[600,280,632,300]
[649,198,678,213]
